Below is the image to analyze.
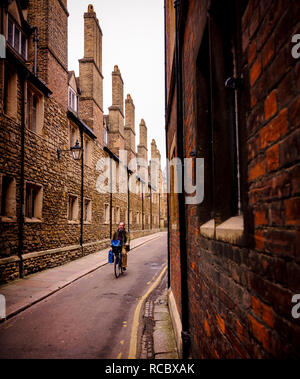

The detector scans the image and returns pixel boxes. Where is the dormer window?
[6,16,28,60]
[68,86,78,112]
[103,117,109,146]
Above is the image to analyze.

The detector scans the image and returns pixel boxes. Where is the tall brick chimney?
[150,139,161,190]
[112,65,124,115]
[124,94,136,163]
[107,65,125,156]
[79,4,104,141]
[27,0,69,109]
[137,119,148,180]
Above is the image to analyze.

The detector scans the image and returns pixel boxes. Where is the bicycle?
[111,240,123,278]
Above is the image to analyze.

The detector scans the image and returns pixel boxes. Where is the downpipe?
[174,0,191,359]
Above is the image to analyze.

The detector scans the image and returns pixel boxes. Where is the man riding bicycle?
[112,222,129,271]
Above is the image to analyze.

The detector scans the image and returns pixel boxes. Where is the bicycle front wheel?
[114,255,122,278]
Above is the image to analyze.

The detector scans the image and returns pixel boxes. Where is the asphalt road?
[0,233,167,359]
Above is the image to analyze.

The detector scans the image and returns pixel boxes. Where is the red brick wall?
[27,0,68,109]
[166,0,300,358]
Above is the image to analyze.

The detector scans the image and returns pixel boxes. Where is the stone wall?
[0,2,165,285]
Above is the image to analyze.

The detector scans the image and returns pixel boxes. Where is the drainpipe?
[127,169,130,236]
[18,70,28,278]
[158,192,161,230]
[109,157,113,239]
[150,186,152,230]
[33,27,39,76]
[80,127,84,256]
[142,182,144,230]
[164,0,171,289]
[174,0,190,359]
[208,11,216,230]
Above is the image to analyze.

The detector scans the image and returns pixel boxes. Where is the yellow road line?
[128,264,167,359]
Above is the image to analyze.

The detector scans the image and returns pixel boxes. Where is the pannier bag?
[108,249,114,263]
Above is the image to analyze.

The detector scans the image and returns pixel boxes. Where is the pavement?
[140,276,179,359]
[0,231,179,360]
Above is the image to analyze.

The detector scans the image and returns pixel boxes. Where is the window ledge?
[200,219,215,239]
[215,216,244,244]
[68,220,79,225]
[0,216,17,223]
[84,221,92,225]
[25,217,42,223]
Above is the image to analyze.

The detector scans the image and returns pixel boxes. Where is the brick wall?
[165,0,300,358]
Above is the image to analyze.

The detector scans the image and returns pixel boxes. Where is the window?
[68,195,78,222]
[7,17,13,46]
[103,116,109,146]
[68,86,78,112]
[70,126,77,149]
[6,16,27,60]
[32,95,37,132]
[104,203,109,224]
[116,206,120,224]
[4,65,17,118]
[84,137,92,167]
[103,127,108,145]
[0,175,16,221]
[196,1,241,226]
[27,85,44,134]
[130,210,133,224]
[112,207,116,224]
[25,183,43,220]
[83,198,92,223]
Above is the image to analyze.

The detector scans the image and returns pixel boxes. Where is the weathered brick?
[284,198,300,226]
[260,109,288,150]
[249,156,267,181]
[262,35,275,68]
[250,57,262,86]
[248,40,257,66]
[254,208,268,226]
[264,90,277,121]
[249,314,270,352]
[266,144,279,172]
[279,129,300,167]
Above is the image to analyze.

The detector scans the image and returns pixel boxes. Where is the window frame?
[6,15,28,60]
[83,198,92,223]
[68,86,78,113]
[0,174,17,222]
[25,182,43,223]
[67,194,79,223]
[26,83,44,135]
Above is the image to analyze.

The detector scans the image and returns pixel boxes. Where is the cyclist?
[112,222,129,271]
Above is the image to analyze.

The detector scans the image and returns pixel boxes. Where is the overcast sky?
[68,0,166,169]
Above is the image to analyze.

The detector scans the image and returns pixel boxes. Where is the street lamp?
[57,140,83,161]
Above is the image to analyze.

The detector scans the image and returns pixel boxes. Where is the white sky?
[68,0,166,169]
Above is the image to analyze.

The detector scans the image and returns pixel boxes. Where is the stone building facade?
[165,0,300,358]
[0,0,167,284]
